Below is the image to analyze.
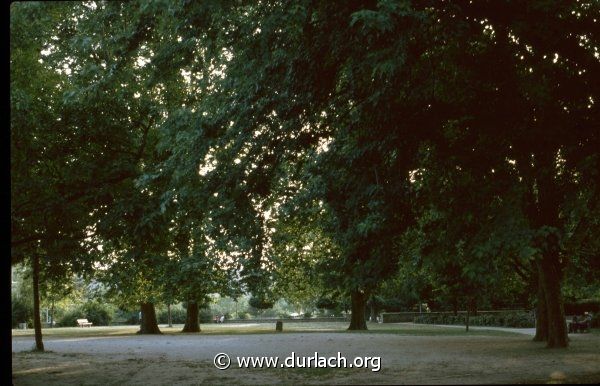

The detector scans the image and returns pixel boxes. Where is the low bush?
[199,308,213,323]
[58,302,113,326]
[157,306,186,324]
[564,299,600,315]
[257,308,279,318]
[58,308,84,327]
[11,295,33,328]
[83,302,113,326]
[316,297,337,310]
[249,296,275,310]
[237,312,251,320]
[114,309,139,325]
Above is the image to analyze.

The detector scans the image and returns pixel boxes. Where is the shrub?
[249,296,275,310]
[501,313,533,327]
[259,308,278,318]
[58,302,113,326]
[11,295,33,328]
[157,306,186,324]
[199,308,213,323]
[58,307,84,327]
[237,312,251,320]
[114,308,139,325]
[82,302,113,326]
[316,298,337,310]
[564,299,600,315]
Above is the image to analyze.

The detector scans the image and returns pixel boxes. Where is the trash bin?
[18,322,27,329]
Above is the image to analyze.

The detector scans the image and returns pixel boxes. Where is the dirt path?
[12,332,600,384]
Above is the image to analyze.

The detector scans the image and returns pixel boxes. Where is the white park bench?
[76,318,93,327]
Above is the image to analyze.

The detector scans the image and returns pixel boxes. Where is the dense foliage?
[10,0,599,349]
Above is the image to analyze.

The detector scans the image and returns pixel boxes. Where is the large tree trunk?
[526,156,568,348]
[533,276,548,342]
[348,290,368,330]
[32,255,44,351]
[138,302,161,334]
[182,300,200,332]
[538,255,568,348]
[167,303,172,328]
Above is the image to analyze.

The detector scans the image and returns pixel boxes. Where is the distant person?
[569,314,590,333]
[578,312,592,332]
[220,315,225,323]
[569,315,578,333]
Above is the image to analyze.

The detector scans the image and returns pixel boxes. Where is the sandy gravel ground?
[12,329,600,384]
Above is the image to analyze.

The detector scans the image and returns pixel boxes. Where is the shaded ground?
[12,323,600,385]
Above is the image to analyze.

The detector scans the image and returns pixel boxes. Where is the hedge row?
[564,300,600,315]
[156,307,187,324]
[155,307,215,324]
[11,296,33,328]
[58,302,113,326]
[413,312,535,328]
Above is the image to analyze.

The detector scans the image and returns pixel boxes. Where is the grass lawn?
[11,321,527,338]
[12,322,600,385]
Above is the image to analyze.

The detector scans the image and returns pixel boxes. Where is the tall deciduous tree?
[12,0,598,347]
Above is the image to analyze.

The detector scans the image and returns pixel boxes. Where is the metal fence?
[223,316,349,324]
[381,310,529,323]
